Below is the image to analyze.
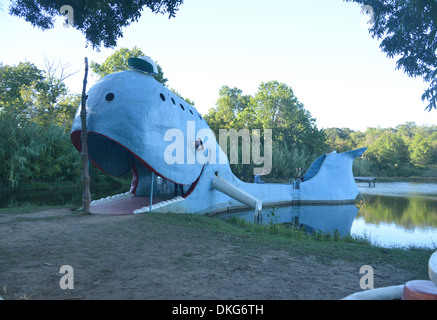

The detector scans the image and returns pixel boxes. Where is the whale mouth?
[70,130,201,199]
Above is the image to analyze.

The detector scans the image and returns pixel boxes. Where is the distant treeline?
[1,60,436,190]
[325,124,437,178]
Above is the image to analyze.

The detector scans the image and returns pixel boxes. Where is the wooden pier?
[354,176,376,187]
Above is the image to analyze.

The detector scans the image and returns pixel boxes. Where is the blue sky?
[0,0,435,131]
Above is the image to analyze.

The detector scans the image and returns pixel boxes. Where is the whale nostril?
[105,93,115,101]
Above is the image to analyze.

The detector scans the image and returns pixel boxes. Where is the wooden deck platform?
[354,176,376,187]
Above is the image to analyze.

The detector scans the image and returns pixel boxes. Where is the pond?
[221,182,437,249]
[352,182,437,248]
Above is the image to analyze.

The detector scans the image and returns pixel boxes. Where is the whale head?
[71,69,220,194]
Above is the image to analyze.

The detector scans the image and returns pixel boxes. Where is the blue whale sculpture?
[71,57,366,216]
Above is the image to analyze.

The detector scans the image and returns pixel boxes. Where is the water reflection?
[351,191,437,248]
[221,204,360,237]
[358,194,437,229]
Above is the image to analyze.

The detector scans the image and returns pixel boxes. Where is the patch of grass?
[224,215,372,245]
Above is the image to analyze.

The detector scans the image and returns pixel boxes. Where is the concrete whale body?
[71,67,366,215]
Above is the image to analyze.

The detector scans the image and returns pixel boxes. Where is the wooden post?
[80,57,91,212]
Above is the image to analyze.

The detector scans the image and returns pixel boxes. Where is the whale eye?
[105,93,114,101]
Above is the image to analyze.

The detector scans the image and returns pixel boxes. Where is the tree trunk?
[80,57,91,212]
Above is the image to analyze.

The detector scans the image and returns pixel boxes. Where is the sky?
[0,0,435,131]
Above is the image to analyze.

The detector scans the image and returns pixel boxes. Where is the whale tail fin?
[300,147,368,202]
[303,147,367,183]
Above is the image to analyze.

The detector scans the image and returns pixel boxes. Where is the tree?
[0,62,44,118]
[409,134,433,166]
[366,131,409,173]
[8,0,184,50]
[205,81,327,155]
[0,109,81,189]
[0,62,79,128]
[345,0,437,111]
[90,47,168,85]
[204,86,255,136]
[429,131,437,163]
[253,81,326,154]
[0,61,82,189]
[204,81,327,181]
[80,58,91,212]
[325,128,357,153]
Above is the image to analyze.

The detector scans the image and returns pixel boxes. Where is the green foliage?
[0,62,44,120]
[0,112,81,189]
[253,81,326,154]
[269,142,313,182]
[326,122,437,177]
[0,61,82,189]
[344,0,437,111]
[352,157,372,177]
[0,62,79,129]
[204,81,326,182]
[9,0,184,50]
[366,131,409,173]
[409,134,433,167]
[325,128,358,153]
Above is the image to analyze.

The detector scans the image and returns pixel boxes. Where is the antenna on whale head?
[128,56,158,75]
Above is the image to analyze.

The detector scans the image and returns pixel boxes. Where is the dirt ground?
[0,207,418,300]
